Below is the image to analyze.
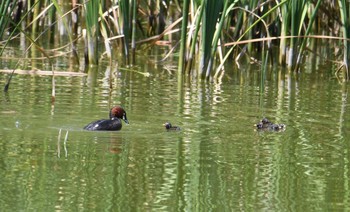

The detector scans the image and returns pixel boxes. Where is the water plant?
[84,0,100,65]
[338,0,350,80]
[0,0,15,40]
[1,0,350,82]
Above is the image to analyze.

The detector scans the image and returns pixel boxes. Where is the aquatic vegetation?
[82,0,100,65]
[0,0,15,39]
[1,0,350,82]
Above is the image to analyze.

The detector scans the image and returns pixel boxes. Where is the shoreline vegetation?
[0,0,349,84]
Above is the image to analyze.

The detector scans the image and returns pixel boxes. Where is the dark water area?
[0,52,350,211]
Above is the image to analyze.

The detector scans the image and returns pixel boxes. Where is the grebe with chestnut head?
[84,106,129,131]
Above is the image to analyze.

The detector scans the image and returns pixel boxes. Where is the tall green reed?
[202,0,226,78]
[179,0,230,78]
[278,0,307,69]
[31,0,42,35]
[287,0,307,70]
[131,0,137,64]
[2,0,350,82]
[178,0,189,73]
[1,1,56,101]
[99,1,112,63]
[245,0,259,53]
[295,0,321,71]
[0,0,16,41]
[119,0,131,65]
[199,0,224,77]
[84,0,100,65]
[51,0,79,62]
[338,0,350,80]
[216,0,285,78]
[185,2,204,75]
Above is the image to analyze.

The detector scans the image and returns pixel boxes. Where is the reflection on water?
[0,61,349,211]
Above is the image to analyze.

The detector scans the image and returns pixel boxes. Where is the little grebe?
[255,118,285,131]
[163,122,181,131]
[84,106,129,131]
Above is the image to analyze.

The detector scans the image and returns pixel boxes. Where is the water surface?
[0,60,349,211]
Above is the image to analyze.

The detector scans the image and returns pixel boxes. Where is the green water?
[0,61,349,211]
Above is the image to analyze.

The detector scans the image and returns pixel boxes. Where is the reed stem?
[178,0,190,74]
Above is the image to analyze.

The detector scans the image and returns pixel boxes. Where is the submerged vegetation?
[1,0,350,83]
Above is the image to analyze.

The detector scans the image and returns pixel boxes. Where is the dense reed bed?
[0,0,349,81]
